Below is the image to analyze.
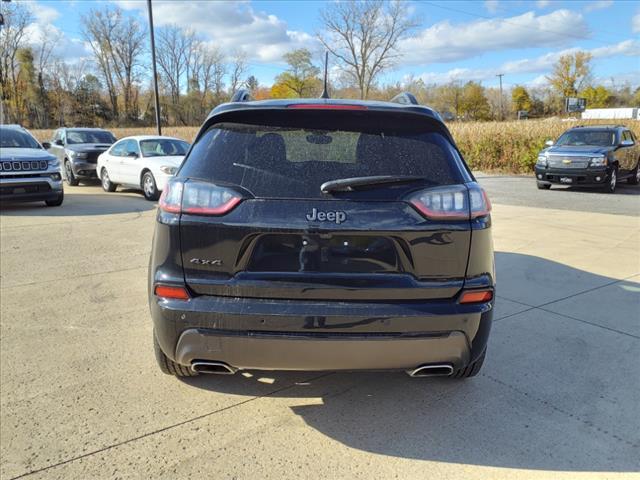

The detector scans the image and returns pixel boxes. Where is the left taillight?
[159,179,243,216]
[154,284,190,300]
[407,182,491,220]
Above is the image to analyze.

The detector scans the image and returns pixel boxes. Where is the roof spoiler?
[390,92,419,106]
[230,89,253,103]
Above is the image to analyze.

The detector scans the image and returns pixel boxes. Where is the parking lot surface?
[1,176,639,479]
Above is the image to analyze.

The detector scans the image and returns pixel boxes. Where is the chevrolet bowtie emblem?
[563,159,571,164]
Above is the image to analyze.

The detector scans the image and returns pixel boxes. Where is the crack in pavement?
[7,372,335,480]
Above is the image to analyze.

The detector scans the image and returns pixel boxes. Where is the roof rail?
[230,89,253,103]
[390,92,419,106]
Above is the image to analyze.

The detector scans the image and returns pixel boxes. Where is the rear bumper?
[151,294,493,371]
[535,166,610,186]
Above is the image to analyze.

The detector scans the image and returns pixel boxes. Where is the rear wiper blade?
[321,175,427,193]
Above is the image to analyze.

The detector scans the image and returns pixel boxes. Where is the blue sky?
[18,0,640,90]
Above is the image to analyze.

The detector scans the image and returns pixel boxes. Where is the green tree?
[511,85,532,112]
[274,49,321,98]
[580,85,610,108]
[459,81,491,120]
[546,51,592,97]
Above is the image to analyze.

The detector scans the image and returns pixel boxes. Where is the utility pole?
[147,0,162,135]
[496,73,504,121]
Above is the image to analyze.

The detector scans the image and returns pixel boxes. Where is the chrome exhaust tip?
[407,364,454,378]
[191,361,236,375]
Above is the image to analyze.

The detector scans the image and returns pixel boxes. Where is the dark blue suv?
[148,93,495,379]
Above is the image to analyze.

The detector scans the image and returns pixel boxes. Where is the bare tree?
[318,0,418,99]
[0,2,33,122]
[229,51,247,94]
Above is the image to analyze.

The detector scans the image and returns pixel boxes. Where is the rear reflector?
[159,179,243,216]
[154,285,190,300]
[287,104,368,110]
[459,290,493,304]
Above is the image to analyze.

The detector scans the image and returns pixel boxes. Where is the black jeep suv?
[535,125,640,193]
[149,93,495,379]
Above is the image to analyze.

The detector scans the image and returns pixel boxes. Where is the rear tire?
[603,167,617,193]
[536,182,551,190]
[45,191,64,207]
[628,160,639,185]
[153,332,198,377]
[101,168,117,192]
[452,350,486,379]
[65,161,79,186]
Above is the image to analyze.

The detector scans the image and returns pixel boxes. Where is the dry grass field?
[30,119,640,174]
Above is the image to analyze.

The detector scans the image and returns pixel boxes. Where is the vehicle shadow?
[0,189,155,216]
[179,252,640,473]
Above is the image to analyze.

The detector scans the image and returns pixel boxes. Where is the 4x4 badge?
[306,208,346,224]
[190,258,222,266]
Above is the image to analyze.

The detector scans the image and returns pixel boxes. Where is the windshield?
[140,139,189,157]
[0,128,41,149]
[556,130,616,147]
[179,121,461,199]
[66,130,115,145]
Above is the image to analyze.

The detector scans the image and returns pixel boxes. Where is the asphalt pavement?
[1,175,638,479]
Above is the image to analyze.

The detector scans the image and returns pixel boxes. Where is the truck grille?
[547,156,590,169]
[0,160,49,172]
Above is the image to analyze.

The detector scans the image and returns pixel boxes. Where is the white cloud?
[116,0,317,63]
[584,0,614,12]
[24,1,61,23]
[632,13,640,33]
[399,9,589,65]
[412,40,640,86]
[484,0,499,14]
[536,0,551,8]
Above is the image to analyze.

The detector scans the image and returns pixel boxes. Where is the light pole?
[147,0,161,135]
[496,73,504,121]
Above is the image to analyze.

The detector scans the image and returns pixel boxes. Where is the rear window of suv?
[179,120,461,199]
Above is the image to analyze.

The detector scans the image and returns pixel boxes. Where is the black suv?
[535,125,640,193]
[47,128,116,185]
[149,93,495,379]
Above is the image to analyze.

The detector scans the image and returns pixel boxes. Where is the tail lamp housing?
[159,179,243,216]
[459,289,493,304]
[408,183,491,220]
[154,284,190,300]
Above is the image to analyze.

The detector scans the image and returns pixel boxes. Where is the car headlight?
[48,158,59,167]
[589,157,607,166]
[536,155,548,167]
[69,151,88,159]
[160,166,177,175]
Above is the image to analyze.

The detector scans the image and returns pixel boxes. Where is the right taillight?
[408,183,491,220]
[159,179,243,216]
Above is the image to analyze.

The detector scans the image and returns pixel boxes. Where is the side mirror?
[127,151,138,158]
[620,139,634,147]
[544,140,554,147]
[42,142,51,149]
[54,139,64,146]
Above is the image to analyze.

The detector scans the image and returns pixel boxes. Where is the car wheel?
[101,168,117,192]
[536,182,551,190]
[603,167,617,193]
[64,161,79,186]
[45,191,64,207]
[142,171,160,201]
[153,331,198,377]
[451,350,486,379]
[628,160,639,185]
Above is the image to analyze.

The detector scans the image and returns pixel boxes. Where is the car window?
[180,121,461,199]
[556,130,615,147]
[140,139,189,157]
[66,130,116,144]
[53,129,62,143]
[0,128,42,149]
[110,140,127,157]
[124,140,140,157]
[622,131,633,143]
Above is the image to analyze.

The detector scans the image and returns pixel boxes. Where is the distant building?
[581,108,640,120]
